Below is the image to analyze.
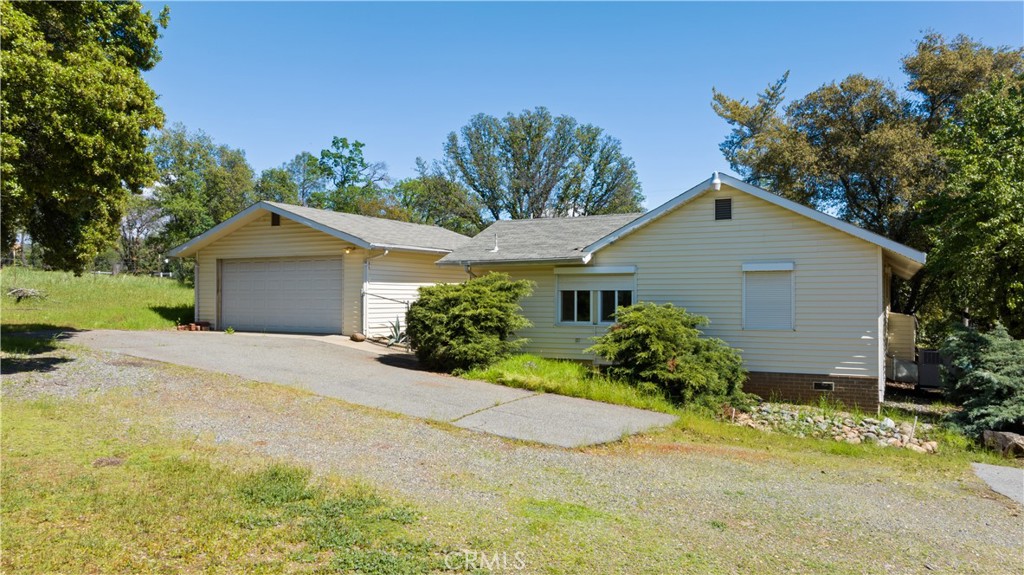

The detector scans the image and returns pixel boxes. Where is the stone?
[846,437,862,445]
[923,441,939,453]
[880,417,896,429]
[863,417,879,425]
[906,444,927,454]
[863,432,878,443]
[982,430,1024,457]
[350,332,367,342]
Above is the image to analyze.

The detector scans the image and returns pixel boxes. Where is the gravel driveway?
[4,342,1022,574]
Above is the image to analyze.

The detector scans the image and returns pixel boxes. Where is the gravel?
[4,344,1022,574]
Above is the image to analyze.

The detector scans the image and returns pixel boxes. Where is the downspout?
[463,263,477,279]
[362,248,390,335]
[194,251,200,323]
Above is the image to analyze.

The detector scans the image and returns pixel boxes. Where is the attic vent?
[715,198,732,220]
[271,213,281,226]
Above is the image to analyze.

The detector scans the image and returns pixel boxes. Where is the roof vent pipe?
[489,233,499,253]
[711,172,722,191]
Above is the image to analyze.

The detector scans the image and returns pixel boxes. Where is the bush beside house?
[586,303,748,406]
[405,273,534,372]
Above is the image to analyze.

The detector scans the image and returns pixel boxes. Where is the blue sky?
[142,1,1023,209]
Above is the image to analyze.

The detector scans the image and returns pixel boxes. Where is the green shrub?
[585,302,747,405]
[940,324,1024,436]
[405,272,533,372]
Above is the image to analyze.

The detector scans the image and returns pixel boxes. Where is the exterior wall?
[194,213,359,332]
[365,251,467,337]
[480,185,884,396]
[471,265,606,360]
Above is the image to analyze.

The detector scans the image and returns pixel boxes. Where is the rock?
[863,417,879,425]
[906,444,927,454]
[846,437,862,445]
[880,417,896,430]
[923,441,939,453]
[886,437,902,447]
[863,432,878,443]
[350,332,367,342]
[982,430,1024,457]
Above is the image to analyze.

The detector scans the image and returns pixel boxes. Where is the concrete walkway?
[972,463,1024,505]
[68,330,676,448]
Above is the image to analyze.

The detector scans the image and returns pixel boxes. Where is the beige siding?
[472,265,609,360]
[366,251,467,337]
[195,213,359,332]
[487,185,883,378]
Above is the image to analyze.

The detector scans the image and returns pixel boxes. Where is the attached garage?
[169,201,470,337]
[220,258,344,334]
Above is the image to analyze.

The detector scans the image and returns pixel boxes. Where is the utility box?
[917,349,943,389]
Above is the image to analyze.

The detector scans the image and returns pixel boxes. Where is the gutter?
[437,256,591,267]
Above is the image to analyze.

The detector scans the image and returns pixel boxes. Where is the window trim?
[555,272,637,326]
[598,289,634,324]
[742,265,796,331]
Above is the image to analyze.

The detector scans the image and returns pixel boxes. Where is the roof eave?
[583,173,927,268]
[437,255,590,267]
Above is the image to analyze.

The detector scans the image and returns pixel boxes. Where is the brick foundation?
[744,371,879,410]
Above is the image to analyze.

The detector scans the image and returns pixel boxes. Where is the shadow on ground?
[150,304,194,325]
[374,353,428,372]
[0,329,77,375]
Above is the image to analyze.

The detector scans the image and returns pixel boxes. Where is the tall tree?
[904,33,1024,131]
[711,33,1023,314]
[311,137,390,212]
[251,167,299,204]
[927,76,1024,337]
[445,107,644,220]
[118,193,164,274]
[390,159,486,236]
[0,1,168,273]
[285,152,329,206]
[149,124,254,280]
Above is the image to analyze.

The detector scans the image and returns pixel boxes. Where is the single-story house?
[168,201,470,337]
[437,173,925,407]
[171,172,925,407]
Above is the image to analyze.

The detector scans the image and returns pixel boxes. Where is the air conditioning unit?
[917,349,943,390]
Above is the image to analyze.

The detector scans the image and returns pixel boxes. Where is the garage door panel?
[221,258,343,334]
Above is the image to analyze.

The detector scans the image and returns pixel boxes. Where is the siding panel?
[484,186,883,377]
[365,251,467,337]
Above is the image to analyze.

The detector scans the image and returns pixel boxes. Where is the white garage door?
[221,258,343,334]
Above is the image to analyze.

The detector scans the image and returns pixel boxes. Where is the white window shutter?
[744,271,793,330]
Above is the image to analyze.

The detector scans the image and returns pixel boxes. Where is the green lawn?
[463,354,681,415]
[1,398,447,574]
[1,267,193,332]
[463,354,1009,473]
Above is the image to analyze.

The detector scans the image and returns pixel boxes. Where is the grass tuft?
[463,354,680,415]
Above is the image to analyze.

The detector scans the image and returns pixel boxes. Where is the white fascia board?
[554,265,637,275]
[167,202,266,257]
[717,174,926,264]
[371,243,452,255]
[583,175,716,254]
[167,202,374,258]
[741,262,795,272]
[584,172,927,267]
[436,256,588,267]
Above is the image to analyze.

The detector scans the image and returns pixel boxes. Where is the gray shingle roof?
[437,213,642,265]
[264,202,471,252]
